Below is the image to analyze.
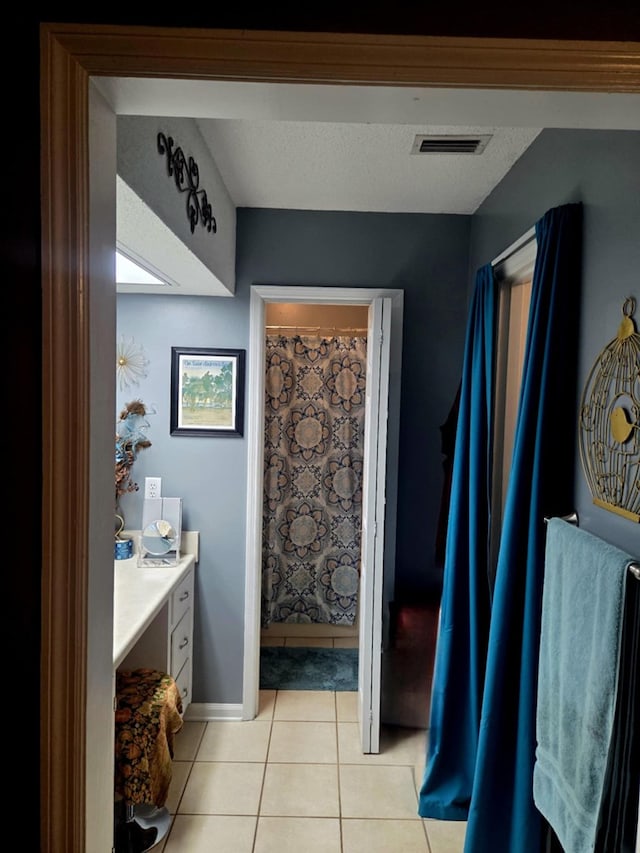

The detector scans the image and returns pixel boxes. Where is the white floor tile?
[338,722,427,766]
[339,764,421,820]
[273,690,336,721]
[164,761,191,814]
[172,720,205,761]
[196,720,271,762]
[163,814,256,853]
[172,688,443,849]
[336,691,358,722]
[268,721,337,763]
[260,763,340,817]
[256,690,276,720]
[254,816,341,852]
[178,762,264,815]
[342,818,430,852]
[424,818,467,853]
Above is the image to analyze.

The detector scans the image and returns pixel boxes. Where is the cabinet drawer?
[171,607,192,678]
[171,570,193,628]
[174,658,190,710]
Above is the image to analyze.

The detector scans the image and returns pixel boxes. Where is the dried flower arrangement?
[115,400,152,508]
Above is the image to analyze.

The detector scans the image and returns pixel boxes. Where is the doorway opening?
[259,303,368,675]
[489,231,537,580]
[243,285,403,756]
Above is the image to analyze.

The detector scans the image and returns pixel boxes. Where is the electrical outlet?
[144,477,162,499]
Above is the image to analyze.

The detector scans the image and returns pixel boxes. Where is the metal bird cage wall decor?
[578,296,640,522]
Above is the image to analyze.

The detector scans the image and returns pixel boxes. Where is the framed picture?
[170,346,246,437]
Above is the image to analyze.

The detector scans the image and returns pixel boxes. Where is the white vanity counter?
[113,553,194,668]
[113,531,198,710]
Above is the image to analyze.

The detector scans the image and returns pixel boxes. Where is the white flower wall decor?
[116,335,150,391]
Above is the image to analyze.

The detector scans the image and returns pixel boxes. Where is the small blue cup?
[114,538,133,560]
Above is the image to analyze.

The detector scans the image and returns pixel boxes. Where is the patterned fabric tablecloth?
[115,668,183,807]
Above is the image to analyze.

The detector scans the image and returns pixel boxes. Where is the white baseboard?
[185,702,243,721]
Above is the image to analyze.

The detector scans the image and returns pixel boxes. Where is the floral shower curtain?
[262,334,367,626]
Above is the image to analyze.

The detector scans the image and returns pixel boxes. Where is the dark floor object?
[260,646,358,691]
[381,597,440,729]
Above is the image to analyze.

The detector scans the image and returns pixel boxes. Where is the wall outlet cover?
[144,476,162,499]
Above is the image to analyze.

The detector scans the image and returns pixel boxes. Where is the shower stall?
[260,303,369,654]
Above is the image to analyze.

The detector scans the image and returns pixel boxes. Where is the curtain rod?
[491,225,536,268]
[266,325,368,333]
[543,511,639,579]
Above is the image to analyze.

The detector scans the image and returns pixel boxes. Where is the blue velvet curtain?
[418,202,583,852]
[418,263,497,819]
[464,202,582,852]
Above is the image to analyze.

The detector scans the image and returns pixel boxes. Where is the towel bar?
[543,511,579,526]
[543,512,639,580]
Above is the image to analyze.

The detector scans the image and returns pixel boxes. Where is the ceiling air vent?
[411,134,493,155]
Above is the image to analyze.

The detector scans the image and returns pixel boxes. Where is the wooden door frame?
[40,22,640,851]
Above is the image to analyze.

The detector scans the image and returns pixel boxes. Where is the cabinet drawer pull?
[179,637,189,650]
[182,687,188,697]
[179,591,190,602]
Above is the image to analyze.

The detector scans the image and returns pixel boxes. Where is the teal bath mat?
[260,646,358,691]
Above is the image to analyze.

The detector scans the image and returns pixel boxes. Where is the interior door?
[358,296,392,753]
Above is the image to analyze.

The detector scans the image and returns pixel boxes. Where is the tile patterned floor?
[154,689,467,852]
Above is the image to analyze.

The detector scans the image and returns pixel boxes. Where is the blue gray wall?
[117,209,471,704]
[117,292,250,704]
[119,130,640,705]
[469,128,640,556]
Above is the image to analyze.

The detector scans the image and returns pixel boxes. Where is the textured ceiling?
[195,119,541,214]
[99,76,640,291]
[97,76,640,218]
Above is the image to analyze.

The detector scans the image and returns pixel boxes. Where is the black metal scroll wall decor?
[157,132,217,235]
[578,296,640,523]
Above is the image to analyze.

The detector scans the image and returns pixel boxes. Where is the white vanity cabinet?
[113,532,199,716]
[169,568,194,709]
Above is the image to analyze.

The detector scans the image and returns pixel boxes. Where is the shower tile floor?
[155,688,466,852]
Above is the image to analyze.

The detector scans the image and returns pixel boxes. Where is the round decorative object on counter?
[141,519,177,555]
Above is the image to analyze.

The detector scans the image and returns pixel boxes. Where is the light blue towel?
[533,518,633,853]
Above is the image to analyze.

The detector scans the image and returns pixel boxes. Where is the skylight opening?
[116,251,166,285]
